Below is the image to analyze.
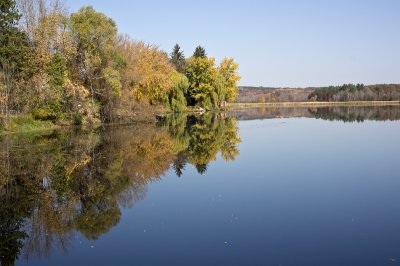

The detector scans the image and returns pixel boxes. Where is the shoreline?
[2,101,400,136]
[227,101,400,108]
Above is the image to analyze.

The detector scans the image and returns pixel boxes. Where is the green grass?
[0,115,58,136]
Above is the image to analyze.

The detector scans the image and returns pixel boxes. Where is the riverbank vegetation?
[0,0,240,133]
[0,115,57,136]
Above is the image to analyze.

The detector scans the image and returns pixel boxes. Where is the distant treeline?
[309,84,400,102]
[237,84,400,103]
[237,87,313,103]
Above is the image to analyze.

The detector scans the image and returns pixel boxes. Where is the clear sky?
[68,0,400,87]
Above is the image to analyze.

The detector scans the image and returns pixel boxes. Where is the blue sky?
[68,0,400,87]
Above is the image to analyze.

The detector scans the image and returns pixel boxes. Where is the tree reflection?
[0,190,28,266]
[160,112,241,175]
[232,105,400,122]
[309,106,400,122]
[0,112,240,265]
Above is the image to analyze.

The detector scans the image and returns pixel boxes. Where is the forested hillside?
[309,84,400,102]
[237,87,313,102]
[237,84,400,103]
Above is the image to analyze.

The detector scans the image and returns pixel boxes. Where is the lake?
[1,106,400,266]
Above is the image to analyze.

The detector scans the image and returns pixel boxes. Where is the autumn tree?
[14,0,72,113]
[31,52,67,120]
[217,58,240,103]
[0,2,242,128]
[185,54,240,109]
[185,56,217,108]
[117,38,174,104]
[70,6,122,122]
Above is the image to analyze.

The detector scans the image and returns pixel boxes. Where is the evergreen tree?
[193,45,207,58]
[0,0,30,72]
[48,53,67,89]
[169,44,186,73]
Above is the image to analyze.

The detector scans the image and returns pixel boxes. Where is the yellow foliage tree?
[117,37,175,104]
[185,56,218,109]
[218,58,240,102]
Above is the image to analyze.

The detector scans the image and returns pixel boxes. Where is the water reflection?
[231,105,400,122]
[0,113,240,265]
[310,106,400,122]
[1,106,399,265]
[159,113,240,175]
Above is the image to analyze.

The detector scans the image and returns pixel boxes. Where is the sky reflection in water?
[1,106,399,266]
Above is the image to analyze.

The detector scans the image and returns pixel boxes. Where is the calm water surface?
[1,106,400,266]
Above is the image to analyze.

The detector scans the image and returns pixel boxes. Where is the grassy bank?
[228,101,400,109]
[0,115,59,136]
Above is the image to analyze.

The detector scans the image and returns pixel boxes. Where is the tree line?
[308,84,400,102]
[237,84,400,103]
[0,0,240,129]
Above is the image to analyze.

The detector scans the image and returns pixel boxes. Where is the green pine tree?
[169,44,186,73]
[0,0,31,73]
[193,45,207,58]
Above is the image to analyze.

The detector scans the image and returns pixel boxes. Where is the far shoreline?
[227,101,400,109]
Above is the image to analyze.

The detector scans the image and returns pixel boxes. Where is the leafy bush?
[32,107,58,121]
